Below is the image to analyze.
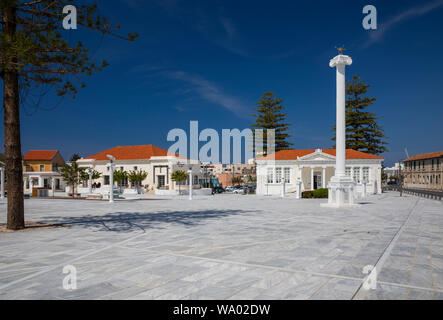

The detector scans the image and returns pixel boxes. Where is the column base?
[321,175,358,207]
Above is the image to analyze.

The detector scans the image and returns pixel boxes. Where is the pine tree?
[1,1,137,230]
[332,75,388,155]
[252,92,293,155]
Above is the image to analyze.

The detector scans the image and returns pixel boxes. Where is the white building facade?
[256,149,383,196]
[77,144,202,196]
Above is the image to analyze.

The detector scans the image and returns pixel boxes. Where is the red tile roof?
[23,150,58,161]
[404,151,443,162]
[84,145,182,161]
[257,149,383,161]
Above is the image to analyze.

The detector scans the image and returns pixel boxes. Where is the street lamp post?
[107,155,115,203]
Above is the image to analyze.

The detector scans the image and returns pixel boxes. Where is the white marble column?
[322,53,354,207]
[0,167,4,199]
[322,166,326,189]
[298,166,303,190]
[360,167,363,184]
[187,169,193,200]
[51,177,55,196]
[88,168,93,194]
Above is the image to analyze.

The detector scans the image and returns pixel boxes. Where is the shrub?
[302,191,314,198]
[313,188,328,198]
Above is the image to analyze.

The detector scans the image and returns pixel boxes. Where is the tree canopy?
[251,92,293,156]
[332,75,388,155]
[1,1,137,229]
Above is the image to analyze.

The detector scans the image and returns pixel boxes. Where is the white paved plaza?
[0,192,442,300]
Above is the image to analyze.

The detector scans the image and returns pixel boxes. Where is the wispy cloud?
[151,1,248,57]
[162,71,249,119]
[364,0,443,48]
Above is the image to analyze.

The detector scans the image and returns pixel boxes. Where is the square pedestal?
[321,176,358,208]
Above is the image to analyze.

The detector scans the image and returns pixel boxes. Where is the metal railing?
[384,185,443,201]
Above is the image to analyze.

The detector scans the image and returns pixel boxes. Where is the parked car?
[233,186,244,194]
[212,186,225,194]
[225,186,234,192]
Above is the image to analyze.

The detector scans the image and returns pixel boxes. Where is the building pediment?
[298,150,335,161]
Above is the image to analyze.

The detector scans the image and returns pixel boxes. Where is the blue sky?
[2,0,443,166]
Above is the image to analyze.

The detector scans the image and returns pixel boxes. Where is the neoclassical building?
[77,144,202,194]
[403,150,443,191]
[255,149,383,196]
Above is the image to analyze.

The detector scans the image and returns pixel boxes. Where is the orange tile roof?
[84,145,183,161]
[404,150,443,162]
[257,149,383,161]
[23,150,58,161]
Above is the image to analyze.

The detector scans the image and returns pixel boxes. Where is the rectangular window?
[345,167,351,177]
[193,175,198,185]
[353,167,360,182]
[104,175,110,185]
[275,168,282,183]
[40,164,44,171]
[267,167,274,184]
[284,168,291,184]
[134,166,138,171]
[363,167,369,181]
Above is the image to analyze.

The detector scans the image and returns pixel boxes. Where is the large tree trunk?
[3,5,25,230]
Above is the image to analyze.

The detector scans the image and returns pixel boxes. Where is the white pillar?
[0,167,4,199]
[296,180,302,199]
[335,64,346,177]
[322,53,354,208]
[360,167,363,184]
[298,166,303,191]
[24,177,27,192]
[187,169,193,200]
[109,164,114,203]
[38,176,43,188]
[51,177,55,196]
[362,180,367,198]
[30,179,33,194]
[281,177,286,198]
[322,166,326,189]
[88,168,93,194]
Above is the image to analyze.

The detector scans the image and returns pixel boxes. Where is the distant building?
[255,148,383,196]
[207,163,256,187]
[403,151,443,191]
[23,150,66,192]
[384,162,404,180]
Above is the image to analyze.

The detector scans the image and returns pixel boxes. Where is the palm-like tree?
[171,170,189,194]
[128,170,148,192]
[113,169,128,192]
